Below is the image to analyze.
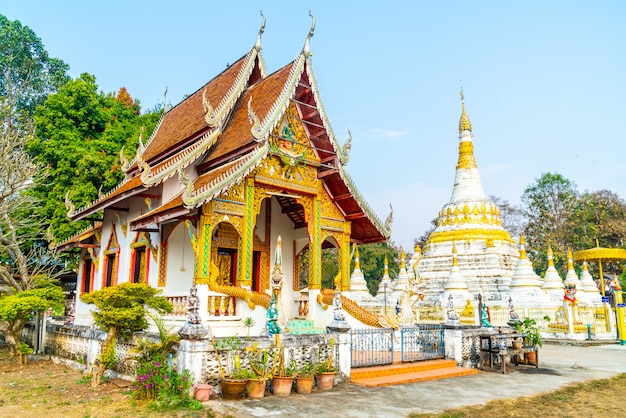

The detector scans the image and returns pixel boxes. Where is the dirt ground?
[0,347,218,418]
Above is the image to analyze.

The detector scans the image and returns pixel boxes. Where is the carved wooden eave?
[139,128,221,187]
[55,221,103,252]
[68,175,147,221]
[182,144,268,209]
[304,59,350,164]
[335,164,390,239]
[121,112,166,175]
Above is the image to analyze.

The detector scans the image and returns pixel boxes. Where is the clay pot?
[194,383,212,401]
[246,378,266,399]
[272,376,294,396]
[220,379,247,400]
[316,372,335,390]
[295,376,314,394]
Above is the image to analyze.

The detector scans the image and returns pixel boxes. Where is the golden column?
[340,222,352,291]
[239,178,255,288]
[309,196,322,289]
[193,203,214,283]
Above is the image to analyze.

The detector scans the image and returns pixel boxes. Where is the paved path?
[207,343,626,418]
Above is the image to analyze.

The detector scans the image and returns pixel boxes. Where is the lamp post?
[383,282,388,315]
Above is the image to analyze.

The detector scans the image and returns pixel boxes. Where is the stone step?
[350,359,478,387]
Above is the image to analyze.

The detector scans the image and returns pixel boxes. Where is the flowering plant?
[132,355,196,409]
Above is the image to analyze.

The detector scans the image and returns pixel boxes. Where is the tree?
[0,14,69,127]
[80,283,172,386]
[521,173,579,276]
[490,195,524,238]
[354,242,400,295]
[27,74,161,242]
[0,97,64,356]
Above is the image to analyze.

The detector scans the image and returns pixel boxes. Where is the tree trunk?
[3,333,18,357]
[91,326,117,387]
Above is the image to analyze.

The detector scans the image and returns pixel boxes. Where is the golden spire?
[547,245,555,267]
[567,245,574,271]
[458,88,472,133]
[519,234,527,259]
[354,245,360,270]
[383,255,389,276]
[400,248,406,269]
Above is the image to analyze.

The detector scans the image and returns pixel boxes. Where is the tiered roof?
[63,17,388,246]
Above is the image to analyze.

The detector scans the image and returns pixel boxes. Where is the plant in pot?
[212,335,248,400]
[273,358,297,397]
[246,343,277,399]
[295,361,316,394]
[315,338,337,391]
[515,317,542,365]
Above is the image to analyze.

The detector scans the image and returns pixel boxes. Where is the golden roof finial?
[519,234,527,259]
[547,245,555,267]
[383,255,389,275]
[458,86,472,133]
[567,245,574,270]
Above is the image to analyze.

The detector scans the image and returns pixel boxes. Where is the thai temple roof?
[65,17,388,244]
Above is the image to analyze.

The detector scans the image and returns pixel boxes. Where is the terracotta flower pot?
[194,383,212,401]
[272,376,294,397]
[316,372,335,390]
[246,378,266,399]
[220,379,247,400]
[295,376,314,394]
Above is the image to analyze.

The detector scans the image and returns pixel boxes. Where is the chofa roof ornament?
[255,10,266,52]
[302,10,316,58]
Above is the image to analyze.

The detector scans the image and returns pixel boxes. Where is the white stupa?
[541,245,565,301]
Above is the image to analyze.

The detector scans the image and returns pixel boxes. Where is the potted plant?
[246,343,277,399]
[272,358,297,397]
[315,338,337,391]
[295,361,315,394]
[212,335,248,400]
[515,317,541,365]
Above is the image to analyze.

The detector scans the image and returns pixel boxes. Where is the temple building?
[58,18,390,336]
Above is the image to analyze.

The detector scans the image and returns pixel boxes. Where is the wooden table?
[479,333,538,373]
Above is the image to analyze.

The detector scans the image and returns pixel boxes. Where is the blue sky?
[3,1,625,252]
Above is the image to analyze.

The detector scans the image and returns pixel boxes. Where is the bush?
[132,355,200,410]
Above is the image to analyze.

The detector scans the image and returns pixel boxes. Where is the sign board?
[617,303,626,308]
[602,296,610,303]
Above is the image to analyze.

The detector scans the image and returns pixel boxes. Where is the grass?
[409,373,626,417]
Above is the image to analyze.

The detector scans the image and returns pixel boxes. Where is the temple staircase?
[350,358,478,387]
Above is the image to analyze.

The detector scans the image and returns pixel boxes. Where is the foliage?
[80,283,172,339]
[0,14,70,125]
[27,73,162,243]
[353,242,401,296]
[246,343,279,379]
[132,354,200,411]
[521,172,580,276]
[489,195,524,238]
[321,246,339,289]
[515,317,542,348]
[99,336,117,369]
[80,283,172,386]
[297,361,316,378]
[243,316,255,338]
[131,312,180,361]
[212,335,246,379]
[521,173,626,278]
[246,343,278,380]
[315,337,336,373]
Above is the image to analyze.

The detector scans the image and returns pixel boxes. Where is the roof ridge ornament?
[255,11,265,52]
[303,10,316,58]
[384,203,393,235]
[339,130,352,165]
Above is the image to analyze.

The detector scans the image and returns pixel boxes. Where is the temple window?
[82,258,93,294]
[102,223,120,288]
[130,232,150,284]
[295,246,310,290]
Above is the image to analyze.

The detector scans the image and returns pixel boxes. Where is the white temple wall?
[163,222,195,293]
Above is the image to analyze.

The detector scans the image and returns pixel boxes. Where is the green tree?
[27,73,161,242]
[354,242,400,295]
[80,283,172,386]
[521,173,579,276]
[0,283,64,357]
[0,14,69,127]
[490,195,524,238]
